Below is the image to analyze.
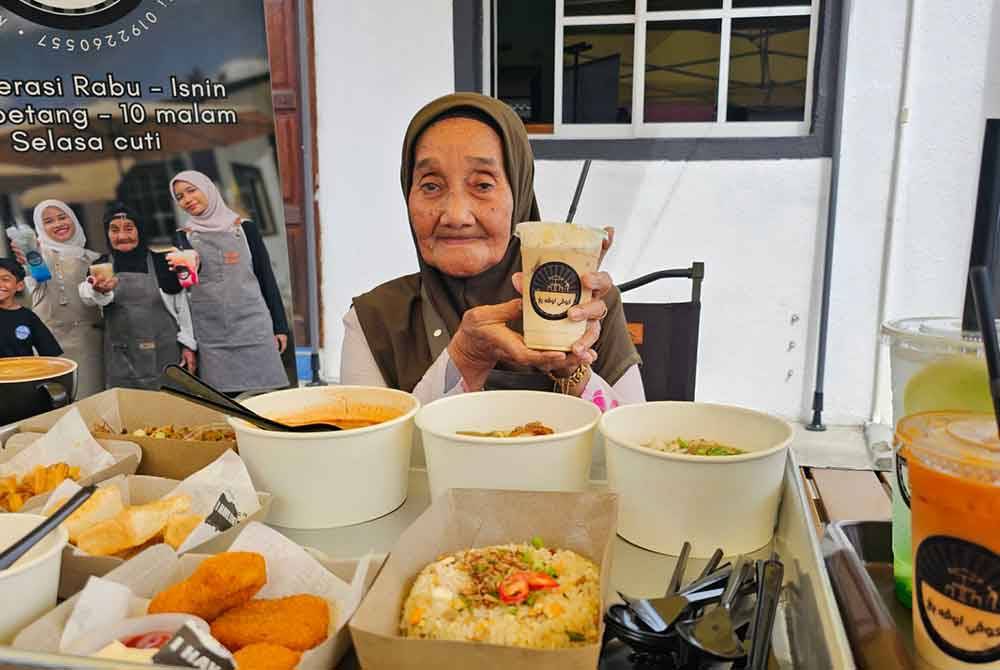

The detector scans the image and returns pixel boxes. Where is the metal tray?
[0,452,853,669]
[823,521,916,669]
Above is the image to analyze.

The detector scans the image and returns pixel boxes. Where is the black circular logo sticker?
[0,0,142,29]
[915,535,1000,664]
[529,261,582,321]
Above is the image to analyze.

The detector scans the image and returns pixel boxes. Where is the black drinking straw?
[969,266,1000,432]
[566,159,592,223]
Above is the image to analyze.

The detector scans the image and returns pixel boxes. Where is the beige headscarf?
[170,170,241,234]
[353,92,639,393]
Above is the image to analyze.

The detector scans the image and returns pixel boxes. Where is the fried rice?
[400,541,600,649]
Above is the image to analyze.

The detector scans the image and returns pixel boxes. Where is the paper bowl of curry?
[228,386,420,529]
[415,390,601,501]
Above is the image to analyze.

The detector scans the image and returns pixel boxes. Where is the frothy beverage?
[515,222,606,351]
[89,263,114,281]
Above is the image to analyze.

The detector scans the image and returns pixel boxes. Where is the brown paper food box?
[21,475,272,599]
[13,543,387,670]
[0,433,141,511]
[350,489,618,670]
[18,388,235,480]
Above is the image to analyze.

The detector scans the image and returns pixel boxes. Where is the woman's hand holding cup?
[448,298,566,391]
[89,275,118,294]
[511,270,612,382]
[9,241,27,267]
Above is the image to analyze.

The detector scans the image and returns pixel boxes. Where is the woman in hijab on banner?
[342,92,644,409]
[10,199,105,397]
[79,202,197,390]
[168,170,290,395]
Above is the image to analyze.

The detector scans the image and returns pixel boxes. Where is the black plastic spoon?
[160,364,341,433]
[0,485,95,571]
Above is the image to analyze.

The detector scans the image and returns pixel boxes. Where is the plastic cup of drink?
[514,222,607,351]
[899,411,1000,668]
[88,263,114,281]
[882,318,993,609]
[175,249,198,267]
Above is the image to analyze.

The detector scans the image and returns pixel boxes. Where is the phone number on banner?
[34,0,176,53]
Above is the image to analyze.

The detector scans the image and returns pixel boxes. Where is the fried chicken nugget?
[232,643,302,670]
[148,552,266,621]
[210,595,330,652]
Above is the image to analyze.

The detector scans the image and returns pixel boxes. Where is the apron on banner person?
[33,249,104,398]
[184,222,287,394]
[103,255,181,390]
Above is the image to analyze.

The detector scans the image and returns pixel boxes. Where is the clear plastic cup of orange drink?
[898,411,1000,668]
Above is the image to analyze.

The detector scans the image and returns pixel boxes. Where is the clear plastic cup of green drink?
[881,318,993,608]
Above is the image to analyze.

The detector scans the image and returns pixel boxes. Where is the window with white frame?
[489,0,820,139]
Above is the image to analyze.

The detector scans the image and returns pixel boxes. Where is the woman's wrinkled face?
[408,117,514,277]
[173,180,209,216]
[41,206,75,243]
[108,216,139,252]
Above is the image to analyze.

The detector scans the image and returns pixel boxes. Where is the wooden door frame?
[264,0,324,350]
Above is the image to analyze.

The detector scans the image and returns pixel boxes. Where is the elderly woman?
[11,200,104,398]
[341,93,644,408]
[168,170,289,396]
[79,202,197,390]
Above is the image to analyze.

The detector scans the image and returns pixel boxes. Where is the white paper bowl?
[229,386,420,529]
[0,514,68,642]
[415,391,601,501]
[601,402,793,557]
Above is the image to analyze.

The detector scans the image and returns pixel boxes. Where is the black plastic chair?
[616,262,704,402]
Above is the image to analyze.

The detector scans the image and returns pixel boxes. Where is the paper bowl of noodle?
[228,386,420,529]
[415,390,601,501]
[600,401,793,557]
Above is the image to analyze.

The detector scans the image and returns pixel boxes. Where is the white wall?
[823,0,908,425]
[844,0,993,425]
[313,0,453,377]
[986,0,1000,118]
[534,159,829,419]
[311,0,997,425]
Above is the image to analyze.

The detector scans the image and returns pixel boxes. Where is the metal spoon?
[617,591,669,633]
[748,557,784,670]
[650,559,733,628]
[666,541,692,597]
[677,556,751,660]
[0,485,95,570]
[618,541,692,633]
[619,563,733,633]
[160,364,341,432]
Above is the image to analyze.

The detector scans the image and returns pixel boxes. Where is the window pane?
[644,20,721,123]
[497,0,555,125]
[733,0,809,7]
[647,1,722,10]
[564,0,634,17]
[727,15,810,122]
[563,25,634,124]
